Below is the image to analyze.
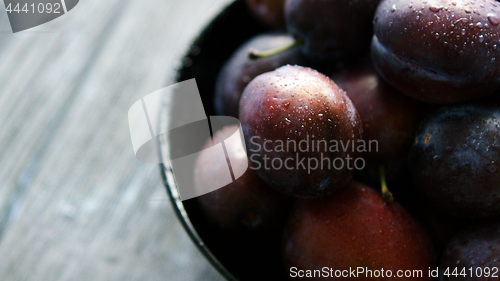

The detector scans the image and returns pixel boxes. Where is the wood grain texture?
[0,0,232,280]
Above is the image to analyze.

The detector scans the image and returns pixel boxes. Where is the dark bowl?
[159,1,287,280]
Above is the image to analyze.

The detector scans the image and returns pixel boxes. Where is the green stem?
[248,38,304,59]
[380,166,393,203]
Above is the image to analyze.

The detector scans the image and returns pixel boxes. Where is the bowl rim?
[158,0,241,280]
[160,163,237,280]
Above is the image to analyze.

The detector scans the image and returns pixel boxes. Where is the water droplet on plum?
[430,5,443,12]
[488,13,500,25]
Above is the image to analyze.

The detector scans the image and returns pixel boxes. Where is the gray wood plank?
[0,0,233,280]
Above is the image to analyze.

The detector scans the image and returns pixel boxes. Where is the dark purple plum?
[239,65,362,198]
[246,0,286,29]
[214,33,303,117]
[285,0,381,62]
[372,0,500,103]
[440,223,500,280]
[194,125,292,233]
[409,103,500,217]
[331,63,427,175]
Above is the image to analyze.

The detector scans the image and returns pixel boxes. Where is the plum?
[246,0,286,29]
[194,125,292,233]
[409,103,500,217]
[372,0,500,103]
[239,65,362,198]
[331,63,427,186]
[285,0,381,62]
[440,222,500,280]
[214,33,303,117]
[283,181,436,280]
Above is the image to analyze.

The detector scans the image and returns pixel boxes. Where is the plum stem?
[248,37,304,59]
[380,166,394,203]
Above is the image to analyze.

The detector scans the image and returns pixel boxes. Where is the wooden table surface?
[0,0,231,280]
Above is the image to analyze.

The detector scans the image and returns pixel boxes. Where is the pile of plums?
[193,0,500,279]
